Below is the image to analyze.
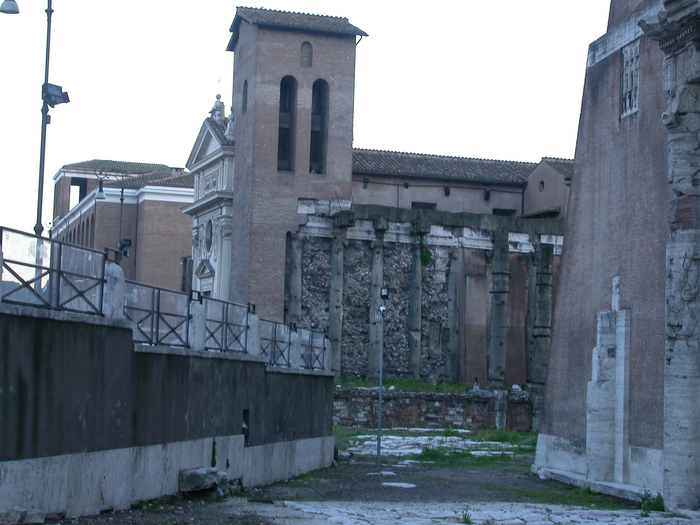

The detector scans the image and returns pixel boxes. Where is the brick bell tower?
[225,8,367,321]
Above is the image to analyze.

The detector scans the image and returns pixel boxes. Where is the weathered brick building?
[51,160,193,289]
[177,7,572,393]
[534,0,700,512]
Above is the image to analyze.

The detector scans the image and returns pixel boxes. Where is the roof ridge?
[541,157,574,162]
[353,148,538,165]
[237,6,348,21]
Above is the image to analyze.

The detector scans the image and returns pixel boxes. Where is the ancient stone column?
[329,231,346,375]
[527,242,553,388]
[367,239,384,380]
[408,239,423,380]
[444,248,462,383]
[642,4,700,509]
[285,234,303,326]
[487,226,509,389]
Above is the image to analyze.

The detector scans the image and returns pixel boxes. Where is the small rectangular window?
[621,40,639,118]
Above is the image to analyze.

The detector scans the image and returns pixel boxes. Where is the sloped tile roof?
[228,7,367,50]
[542,157,574,181]
[352,149,536,185]
[104,172,171,190]
[148,172,194,189]
[62,159,172,178]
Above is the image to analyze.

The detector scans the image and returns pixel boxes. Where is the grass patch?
[416,447,525,470]
[482,483,634,510]
[474,429,537,447]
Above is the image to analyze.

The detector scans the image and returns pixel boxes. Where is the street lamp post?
[95,161,130,264]
[1,0,70,237]
[376,286,389,470]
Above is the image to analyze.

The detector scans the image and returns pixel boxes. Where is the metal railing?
[124,281,190,347]
[300,329,326,370]
[0,227,105,315]
[260,320,292,367]
[203,296,249,352]
[1,226,329,370]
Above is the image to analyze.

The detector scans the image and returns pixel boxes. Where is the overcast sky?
[0,0,611,233]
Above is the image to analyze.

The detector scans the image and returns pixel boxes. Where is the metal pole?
[34,0,53,237]
[376,300,385,469]
[117,177,124,264]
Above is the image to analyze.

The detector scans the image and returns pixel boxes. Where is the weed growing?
[640,490,664,516]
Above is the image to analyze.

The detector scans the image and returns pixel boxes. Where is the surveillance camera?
[379,305,386,313]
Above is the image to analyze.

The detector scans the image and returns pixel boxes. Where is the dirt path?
[71,429,641,525]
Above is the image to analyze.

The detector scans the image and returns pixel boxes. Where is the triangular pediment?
[195,258,215,278]
[186,120,228,171]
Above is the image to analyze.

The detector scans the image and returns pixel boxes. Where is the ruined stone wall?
[290,204,565,387]
[333,388,532,432]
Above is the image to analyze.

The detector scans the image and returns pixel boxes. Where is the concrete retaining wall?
[0,304,334,517]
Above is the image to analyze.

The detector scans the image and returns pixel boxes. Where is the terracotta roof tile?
[148,173,194,189]
[542,157,574,180]
[352,149,535,185]
[228,7,367,50]
[62,159,172,177]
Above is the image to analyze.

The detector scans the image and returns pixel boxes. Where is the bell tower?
[225,8,367,321]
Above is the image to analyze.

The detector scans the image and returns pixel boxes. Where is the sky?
[0,0,611,233]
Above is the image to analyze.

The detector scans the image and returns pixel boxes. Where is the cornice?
[182,192,234,216]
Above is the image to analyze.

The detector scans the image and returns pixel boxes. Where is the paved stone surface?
[347,434,518,457]
[238,500,692,524]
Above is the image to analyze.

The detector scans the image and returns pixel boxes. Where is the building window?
[310,79,329,174]
[300,42,313,68]
[277,76,297,171]
[242,80,248,113]
[621,40,639,118]
[204,220,213,253]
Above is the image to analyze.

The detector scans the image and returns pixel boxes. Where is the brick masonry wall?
[333,388,532,432]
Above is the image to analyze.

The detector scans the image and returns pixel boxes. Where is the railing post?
[323,334,332,372]
[49,240,61,309]
[152,287,159,345]
[189,299,205,351]
[246,312,261,356]
[102,262,126,319]
[289,326,302,368]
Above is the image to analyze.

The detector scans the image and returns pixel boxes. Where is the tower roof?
[228,7,367,51]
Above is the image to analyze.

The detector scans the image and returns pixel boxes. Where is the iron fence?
[124,281,190,346]
[260,320,292,367]
[203,296,249,352]
[0,227,105,315]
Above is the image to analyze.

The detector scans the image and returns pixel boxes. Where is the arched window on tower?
[310,79,329,174]
[278,76,297,171]
[242,80,248,113]
[300,42,313,67]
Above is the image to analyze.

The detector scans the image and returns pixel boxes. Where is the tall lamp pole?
[376,286,389,470]
[95,161,130,264]
[1,0,70,237]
